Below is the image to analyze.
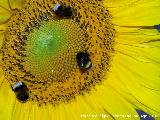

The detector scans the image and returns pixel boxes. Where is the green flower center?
[28,21,65,59]
[26,20,85,72]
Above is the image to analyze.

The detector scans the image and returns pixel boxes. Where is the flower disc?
[1,0,115,105]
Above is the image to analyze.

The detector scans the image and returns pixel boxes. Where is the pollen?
[1,0,115,106]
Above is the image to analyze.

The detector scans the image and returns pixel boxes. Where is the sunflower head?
[0,0,160,120]
[1,0,115,106]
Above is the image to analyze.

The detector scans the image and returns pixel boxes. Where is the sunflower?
[0,0,160,120]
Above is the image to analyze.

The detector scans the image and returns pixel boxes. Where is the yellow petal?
[0,0,24,27]
[104,0,160,25]
[103,0,160,117]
